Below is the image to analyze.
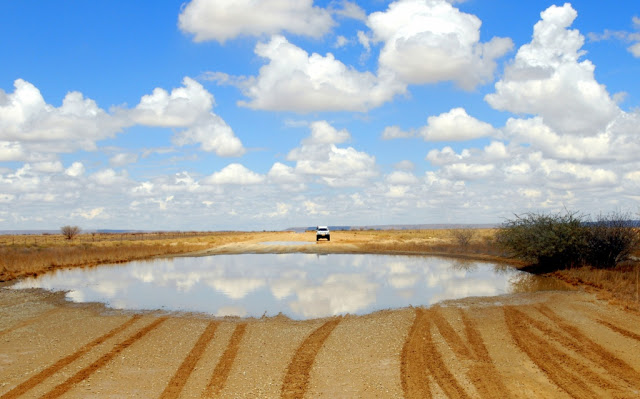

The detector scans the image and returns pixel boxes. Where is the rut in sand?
[281,318,341,399]
[401,307,507,399]
[41,317,168,399]
[0,315,141,399]
[205,323,247,397]
[504,306,640,398]
[160,321,220,399]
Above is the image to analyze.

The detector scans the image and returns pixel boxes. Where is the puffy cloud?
[0,141,28,161]
[65,162,85,177]
[130,77,213,127]
[503,117,615,162]
[368,0,513,89]
[178,0,334,43]
[236,35,406,112]
[302,120,350,145]
[427,140,510,168]
[485,4,618,136]
[90,169,130,186]
[419,108,495,141]
[0,78,244,160]
[267,162,305,185]
[385,171,419,185]
[203,163,265,185]
[172,116,245,157]
[287,121,377,187]
[132,78,245,157]
[0,79,123,153]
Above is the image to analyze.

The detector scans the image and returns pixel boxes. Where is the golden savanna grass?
[0,231,262,282]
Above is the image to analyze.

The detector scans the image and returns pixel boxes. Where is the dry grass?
[0,231,262,282]
[340,228,507,260]
[551,263,640,311]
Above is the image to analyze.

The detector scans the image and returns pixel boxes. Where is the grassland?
[0,231,260,282]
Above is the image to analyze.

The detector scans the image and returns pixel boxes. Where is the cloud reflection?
[289,274,378,318]
[10,254,562,320]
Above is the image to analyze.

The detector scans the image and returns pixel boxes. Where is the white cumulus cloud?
[367,0,513,89]
[65,162,85,177]
[485,4,618,136]
[178,0,334,43]
[419,107,495,141]
[287,121,377,187]
[236,35,406,112]
[0,79,123,153]
[130,77,213,127]
[131,78,245,157]
[203,164,265,185]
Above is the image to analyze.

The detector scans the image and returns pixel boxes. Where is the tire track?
[281,318,341,399]
[401,308,432,399]
[535,304,640,389]
[401,308,470,399]
[40,316,168,399]
[430,307,472,359]
[0,308,65,339]
[460,310,509,398]
[503,307,616,399]
[160,321,219,399]
[204,323,247,397]
[0,315,141,399]
[597,319,640,342]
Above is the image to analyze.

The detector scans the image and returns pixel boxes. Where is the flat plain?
[1,231,639,398]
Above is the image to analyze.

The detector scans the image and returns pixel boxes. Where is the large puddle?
[12,254,566,320]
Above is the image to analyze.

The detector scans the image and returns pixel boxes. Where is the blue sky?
[1,1,639,230]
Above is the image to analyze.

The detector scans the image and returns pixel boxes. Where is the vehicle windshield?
[318,228,328,231]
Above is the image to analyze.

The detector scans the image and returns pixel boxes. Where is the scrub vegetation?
[495,211,639,271]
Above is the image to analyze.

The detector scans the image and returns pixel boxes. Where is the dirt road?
[1,242,640,397]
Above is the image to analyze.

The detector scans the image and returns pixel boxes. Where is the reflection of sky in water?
[12,254,553,320]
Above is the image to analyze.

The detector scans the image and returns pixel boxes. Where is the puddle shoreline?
[11,253,567,320]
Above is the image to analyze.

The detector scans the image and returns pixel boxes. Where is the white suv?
[316,226,330,241]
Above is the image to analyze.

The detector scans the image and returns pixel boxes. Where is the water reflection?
[11,254,567,320]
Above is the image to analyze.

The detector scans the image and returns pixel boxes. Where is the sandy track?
[1,288,640,397]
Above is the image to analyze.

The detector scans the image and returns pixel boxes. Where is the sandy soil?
[1,237,640,398]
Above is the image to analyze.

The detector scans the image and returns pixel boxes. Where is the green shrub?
[496,211,639,271]
[495,211,588,269]
[585,212,639,268]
